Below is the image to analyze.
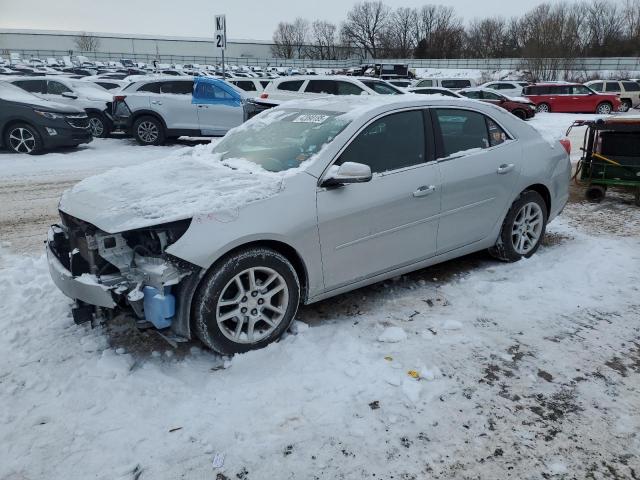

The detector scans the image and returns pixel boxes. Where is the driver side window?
[336,111,426,174]
[47,81,72,95]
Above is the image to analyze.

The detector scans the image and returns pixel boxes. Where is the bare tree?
[272,22,296,58]
[413,5,464,59]
[465,18,507,58]
[382,7,417,58]
[584,0,624,55]
[291,18,309,58]
[309,20,339,60]
[341,1,391,58]
[74,32,100,52]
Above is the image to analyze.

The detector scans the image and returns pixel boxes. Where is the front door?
[193,82,244,135]
[433,108,521,254]
[317,110,441,291]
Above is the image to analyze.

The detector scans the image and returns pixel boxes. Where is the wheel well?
[213,240,309,301]
[524,184,551,214]
[132,112,167,130]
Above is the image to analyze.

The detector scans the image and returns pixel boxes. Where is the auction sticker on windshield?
[292,114,330,124]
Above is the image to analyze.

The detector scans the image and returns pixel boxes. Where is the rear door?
[156,80,199,130]
[433,108,521,253]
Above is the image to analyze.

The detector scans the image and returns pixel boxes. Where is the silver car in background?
[47,96,571,354]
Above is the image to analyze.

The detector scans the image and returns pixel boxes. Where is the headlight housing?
[34,109,65,119]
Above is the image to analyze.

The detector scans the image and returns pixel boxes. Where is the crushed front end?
[46,212,200,336]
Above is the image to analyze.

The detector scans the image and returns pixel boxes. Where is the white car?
[8,76,114,137]
[413,78,477,90]
[227,77,271,93]
[480,81,529,98]
[584,80,640,111]
[258,75,403,105]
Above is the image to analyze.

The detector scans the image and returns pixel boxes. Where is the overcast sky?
[1,0,569,41]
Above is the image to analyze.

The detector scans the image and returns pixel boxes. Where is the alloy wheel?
[8,127,36,153]
[89,117,105,137]
[536,104,550,113]
[511,202,544,255]
[597,103,612,115]
[216,267,289,344]
[137,121,159,143]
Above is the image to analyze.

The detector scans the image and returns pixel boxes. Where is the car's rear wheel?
[596,102,612,115]
[535,103,550,113]
[193,248,300,355]
[88,113,110,138]
[489,191,548,262]
[133,116,165,146]
[4,123,43,154]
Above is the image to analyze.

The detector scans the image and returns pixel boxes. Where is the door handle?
[497,163,515,174]
[413,185,436,197]
[151,101,163,105]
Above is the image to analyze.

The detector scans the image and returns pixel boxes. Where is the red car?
[458,88,536,120]
[523,83,621,114]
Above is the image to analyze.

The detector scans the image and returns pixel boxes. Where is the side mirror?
[62,92,78,99]
[321,162,372,187]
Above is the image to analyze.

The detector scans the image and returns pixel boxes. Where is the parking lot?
[1,110,639,479]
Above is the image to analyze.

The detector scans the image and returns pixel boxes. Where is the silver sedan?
[48,96,571,354]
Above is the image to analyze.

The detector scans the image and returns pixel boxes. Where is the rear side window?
[13,79,46,94]
[160,81,193,95]
[441,80,471,89]
[482,91,503,100]
[417,79,433,87]
[137,82,162,93]
[605,82,620,92]
[337,110,426,174]
[434,109,510,157]
[622,81,640,92]
[360,80,401,95]
[278,80,304,91]
[96,82,119,90]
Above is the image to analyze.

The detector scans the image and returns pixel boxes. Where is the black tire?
[88,113,111,138]
[535,103,551,113]
[3,123,44,155]
[489,191,548,262]
[133,116,165,146]
[585,184,606,203]
[193,248,300,355]
[596,102,612,115]
[512,109,527,120]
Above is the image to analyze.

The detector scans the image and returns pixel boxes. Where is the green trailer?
[568,118,640,206]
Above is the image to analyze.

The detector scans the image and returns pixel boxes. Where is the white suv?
[9,76,114,137]
[258,75,404,105]
[112,76,248,145]
[479,81,529,97]
[584,80,640,111]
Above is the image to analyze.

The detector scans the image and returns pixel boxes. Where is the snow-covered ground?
[1,114,639,479]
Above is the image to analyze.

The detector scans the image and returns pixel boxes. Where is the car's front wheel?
[4,123,43,154]
[193,248,300,355]
[619,100,631,112]
[489,191,548,262]
[133,116,165,146]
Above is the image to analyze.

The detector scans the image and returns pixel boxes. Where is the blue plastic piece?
[143,286,175,329]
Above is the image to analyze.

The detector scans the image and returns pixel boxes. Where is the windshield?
[213,108,351,172]
[360,80,403,95]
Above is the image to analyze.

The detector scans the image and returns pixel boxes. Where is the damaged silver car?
[47,95,571,354]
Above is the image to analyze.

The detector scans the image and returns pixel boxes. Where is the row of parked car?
[1,68,638,154]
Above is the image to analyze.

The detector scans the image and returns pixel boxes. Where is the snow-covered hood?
[59,143,292,233]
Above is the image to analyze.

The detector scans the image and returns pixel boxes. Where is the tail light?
[559,138,571,155]
[259,93,268,99]
[113,95,127,102]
